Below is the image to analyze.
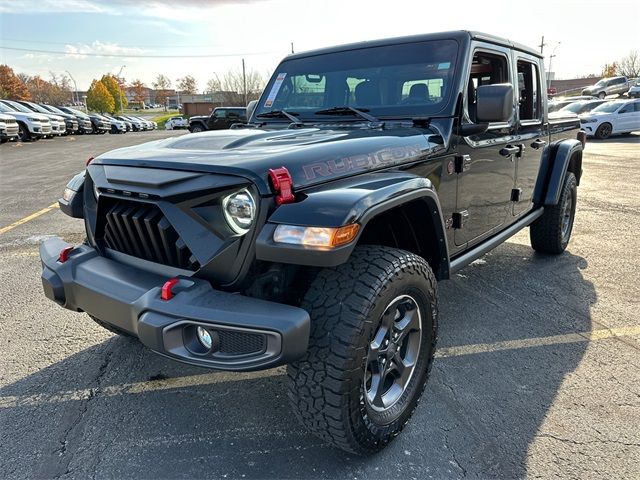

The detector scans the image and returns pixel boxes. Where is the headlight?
[28,117,41,122]
[580,118,597,124]
[222,189,256,234]
[273,224,360,248]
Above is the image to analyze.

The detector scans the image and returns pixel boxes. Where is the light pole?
[212,72,222,107]
[547,42,561,87]
[242,58,247,106]
[115,65,126,113]
[65,70,78,104]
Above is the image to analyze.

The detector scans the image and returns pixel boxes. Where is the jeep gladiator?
[41,31,584,454]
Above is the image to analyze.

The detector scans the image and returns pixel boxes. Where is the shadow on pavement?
[0,242,596,479]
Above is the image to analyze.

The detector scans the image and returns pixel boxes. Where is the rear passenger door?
[513,54,547,216]
[454,45,518,247]
[613,101,640,133]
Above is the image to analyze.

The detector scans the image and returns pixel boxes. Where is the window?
[634,102,640,112]
[214,109,226,118]
[517,59,541,121]
[467,51,510,123]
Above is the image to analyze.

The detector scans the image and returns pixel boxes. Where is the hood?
[93,124,449,193]
[190,115,208,121]
[8,111,50,122]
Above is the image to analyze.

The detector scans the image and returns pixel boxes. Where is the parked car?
[17,100,78,134]
[165,116,188,130]
[87,113,110,134]
[627,79,640,98]
[189,107,247,132]
[55,106,94,134]
[0,99,64,137]
[43,30,585,454]
[129,115,153,130]
[0,101,51,141]
[580,99,640,138]
[41,104,90,134]
[557,99,607,115]
[120,115,145,131]
[101,113,128,134]
[548,99,578,113]
[0,112,19,143]
[582,76,631,99]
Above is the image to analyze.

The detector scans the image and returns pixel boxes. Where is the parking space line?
[1,325,638,409]
[0,203,59,235]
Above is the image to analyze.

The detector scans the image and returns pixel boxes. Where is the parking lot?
[0,132,639,479]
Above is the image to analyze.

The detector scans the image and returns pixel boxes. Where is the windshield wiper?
[255,109,304,127]
[314,106,380,124]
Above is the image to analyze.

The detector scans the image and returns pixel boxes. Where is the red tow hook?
[161,278,180,301]
[268,167,295,205]
[58,246,75,263]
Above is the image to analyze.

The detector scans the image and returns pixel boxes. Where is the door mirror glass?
[476,84,513,122]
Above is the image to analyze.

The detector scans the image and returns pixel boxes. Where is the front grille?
[217,330,266,356]
[102,200,200,270]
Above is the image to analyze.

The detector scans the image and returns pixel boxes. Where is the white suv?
[165,116,188,130]
[1,99,65,137]
[580,99,640,139]
[0,101,51,141]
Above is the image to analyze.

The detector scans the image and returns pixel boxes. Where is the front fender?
[255,172,448,270]
[533,139,583,206]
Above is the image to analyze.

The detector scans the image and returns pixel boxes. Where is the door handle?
[499,144,520,157]
[530,139,547,149]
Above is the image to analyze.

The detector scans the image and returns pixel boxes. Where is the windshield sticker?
[264,72,287,108]
[437,62,451,70]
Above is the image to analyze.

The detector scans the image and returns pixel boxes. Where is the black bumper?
[40,237,310,371]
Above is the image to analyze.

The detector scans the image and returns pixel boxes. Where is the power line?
[0,45,277,58]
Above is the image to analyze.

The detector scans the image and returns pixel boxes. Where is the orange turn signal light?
[331,224,360,247]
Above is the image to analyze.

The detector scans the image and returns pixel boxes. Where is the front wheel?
[598,92,606,99]
[595,122,612,139]
[17,123,31,142]
[530,172,577,254]
[190,124,204,133]
[287,246,438,454]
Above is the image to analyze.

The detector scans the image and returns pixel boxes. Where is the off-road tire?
[88,314,133,337]
[287,245,438,454]
[595,122,612,139]
[17,123,31,142]
[190,124,204,133]
[530,172,577,254]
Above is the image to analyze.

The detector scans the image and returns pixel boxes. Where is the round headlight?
[222,188,255,234]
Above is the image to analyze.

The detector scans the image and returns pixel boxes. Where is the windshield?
[25,102,50,114]
[590,102,623,114]
[559,102,586,113]
[594,79,607,86]
[43,105,65,114]
[0,103,16,113]
[2,100,33,114]
[65,107,89,118]
[255,40,459,121]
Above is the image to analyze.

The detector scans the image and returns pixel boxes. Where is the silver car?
[582,76,631,99]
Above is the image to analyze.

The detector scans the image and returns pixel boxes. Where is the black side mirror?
[476,84,513,123]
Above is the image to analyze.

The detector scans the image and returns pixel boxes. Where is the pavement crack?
[537,433,640,448]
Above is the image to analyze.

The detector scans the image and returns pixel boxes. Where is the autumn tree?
[0,65,31,100]
[87,79,115,113]
[176,75,198,94]
[153,74,172,108]
[129,79,147,104]
[617,50,640,78]
[24,73,72,105]
[601,62,618,78]
[101,74,127,113]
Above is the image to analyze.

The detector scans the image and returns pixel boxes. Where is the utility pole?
[65,70,78,104]
[547,42,561,87]
[116,65,126,113]
[242,58,247,106]
[539,35,546,54]
[291,42,294,54]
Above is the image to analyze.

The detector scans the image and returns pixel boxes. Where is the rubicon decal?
[302,144,425,180]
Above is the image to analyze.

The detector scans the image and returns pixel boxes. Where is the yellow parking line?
[0,325,638,409]
[0,203,59,235]
[435,325,640,358]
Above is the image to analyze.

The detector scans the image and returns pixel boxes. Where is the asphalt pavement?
[0,131,638,479]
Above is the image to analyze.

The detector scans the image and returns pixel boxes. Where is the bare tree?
[204,77,221,94]
[176,75,198,94]
[153,74,172,109]
[219,69,266,106]
[617,50,640,78]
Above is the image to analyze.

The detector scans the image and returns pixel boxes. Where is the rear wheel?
[287,246,438,454]
[595,122,612,139]
[530,172,577,254]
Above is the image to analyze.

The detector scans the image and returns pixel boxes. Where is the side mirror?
[246,100,258,121]
[476,84,513,123]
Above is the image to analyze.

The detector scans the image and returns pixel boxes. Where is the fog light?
[196,326,213,349]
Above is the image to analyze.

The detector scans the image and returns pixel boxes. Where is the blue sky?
[1,0,638,91]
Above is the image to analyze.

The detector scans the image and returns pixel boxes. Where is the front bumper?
[40,237,310,371]
[1,123,19,139]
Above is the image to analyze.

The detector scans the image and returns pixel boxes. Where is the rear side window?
[517,59,541,121]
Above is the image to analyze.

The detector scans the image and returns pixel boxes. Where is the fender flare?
[255,173,449,277]
[533,139,583,206]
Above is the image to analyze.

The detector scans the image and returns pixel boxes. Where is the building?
[168,92,236,116]
[124,87,177,106]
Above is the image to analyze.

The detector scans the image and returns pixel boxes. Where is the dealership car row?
[0,99,157,144]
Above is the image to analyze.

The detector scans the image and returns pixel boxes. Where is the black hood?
[92,123,451,194]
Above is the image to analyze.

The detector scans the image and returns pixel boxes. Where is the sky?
[0,0,638,91]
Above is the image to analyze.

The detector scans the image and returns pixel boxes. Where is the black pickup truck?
[188,106,247,132]
[42,31,584,454]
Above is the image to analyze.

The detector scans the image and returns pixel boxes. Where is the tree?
[601,62,618,78]
[129,79,147,104]
[176,75,198,94]
[0,65,31,100]
[87,79,115,113]
[617,50,640,78]
[204,77,221,94]
[101,74,127,113]
[153,74,172,108]
[219,69,266,106]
